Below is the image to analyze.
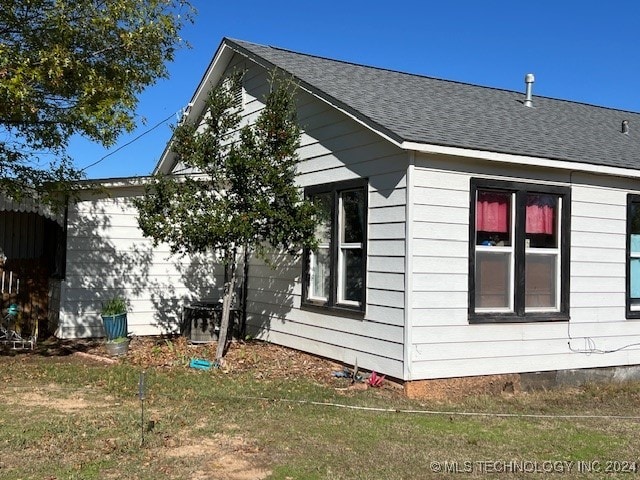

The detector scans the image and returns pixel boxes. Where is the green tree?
[135,72,318,359]
[0,0,193,203]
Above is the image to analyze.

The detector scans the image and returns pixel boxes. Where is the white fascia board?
[403,141,640,179]
[154,43,236,175]
[79,176,154,189]
[83,172,210,190]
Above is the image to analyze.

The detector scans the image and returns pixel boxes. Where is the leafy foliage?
[135,71,318,358]
[0,0,193,203]
[101,296,128,316]
[367,371,386,388]
[135,71,318,262]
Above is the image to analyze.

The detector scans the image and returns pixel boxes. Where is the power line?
[80,111,176,173]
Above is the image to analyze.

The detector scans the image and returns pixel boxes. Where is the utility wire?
[567,321,640,354]
[80,111,176,173]
[4,385,640,421]
[232,395,640,421]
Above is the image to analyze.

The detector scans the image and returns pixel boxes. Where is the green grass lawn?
[1,354,640,479]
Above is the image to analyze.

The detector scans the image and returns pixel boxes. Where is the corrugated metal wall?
[1,210,66,337]
[0,212,45,260]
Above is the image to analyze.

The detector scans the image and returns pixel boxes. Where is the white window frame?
[524,197,562,313]
[337,190,364,306]
[475,191,516,313]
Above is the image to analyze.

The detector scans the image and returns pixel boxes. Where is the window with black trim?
[469,179,570,323]
[303,180,367,314]
[626,195,640,318]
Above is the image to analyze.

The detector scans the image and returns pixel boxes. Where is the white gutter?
[80,176,153,188]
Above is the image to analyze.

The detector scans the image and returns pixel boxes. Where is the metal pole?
[139,371,146,446]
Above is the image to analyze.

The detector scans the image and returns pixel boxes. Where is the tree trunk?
[216,256,237,361]
[241,247,249,339]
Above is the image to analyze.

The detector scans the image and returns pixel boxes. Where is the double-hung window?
[304,180,367,314]
[626,195,640,318]
[469,179,570,323]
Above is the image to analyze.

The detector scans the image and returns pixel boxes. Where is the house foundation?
[404,365,640,400]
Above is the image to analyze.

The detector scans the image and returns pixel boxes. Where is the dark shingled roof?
[227,38,640,171]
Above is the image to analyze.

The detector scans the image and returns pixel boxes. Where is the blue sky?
[70,0,640,179]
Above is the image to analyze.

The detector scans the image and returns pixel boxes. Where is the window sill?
[469,312,569,324]
[301,301,365,320]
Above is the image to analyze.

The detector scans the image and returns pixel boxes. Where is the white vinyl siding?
[226,59,408,379]
[64,49,640,383]
[409,157,640,380]
[59,186,226,338]
[59,54,407,379]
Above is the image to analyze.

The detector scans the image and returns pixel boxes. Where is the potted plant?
[101,296,129,356]
[104,335,130,357]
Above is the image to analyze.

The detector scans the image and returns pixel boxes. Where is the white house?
[52,38,640,392]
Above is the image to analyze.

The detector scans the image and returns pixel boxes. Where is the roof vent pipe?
[524,73,535,107]
[622,120,630,135]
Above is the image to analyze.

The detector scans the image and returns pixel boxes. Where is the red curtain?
[477,192,556,235]
[476,192,509,233]
[526,195,555,234]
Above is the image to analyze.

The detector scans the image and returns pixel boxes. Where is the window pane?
[526,194,558,248]
[341,248,363,302]
[310,248,330,300]
[475,251,511,309]
[341,190,364,243]
[631,258,640,300]
[314,193,332,244]
[631,234,640,255]
[629,201,640,310]
[525,253,557,309]
[476,191,511,246]
[631,203,640,235]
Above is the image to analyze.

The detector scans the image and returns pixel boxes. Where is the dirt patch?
[1,384,116,413]
[162,435,270,480]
